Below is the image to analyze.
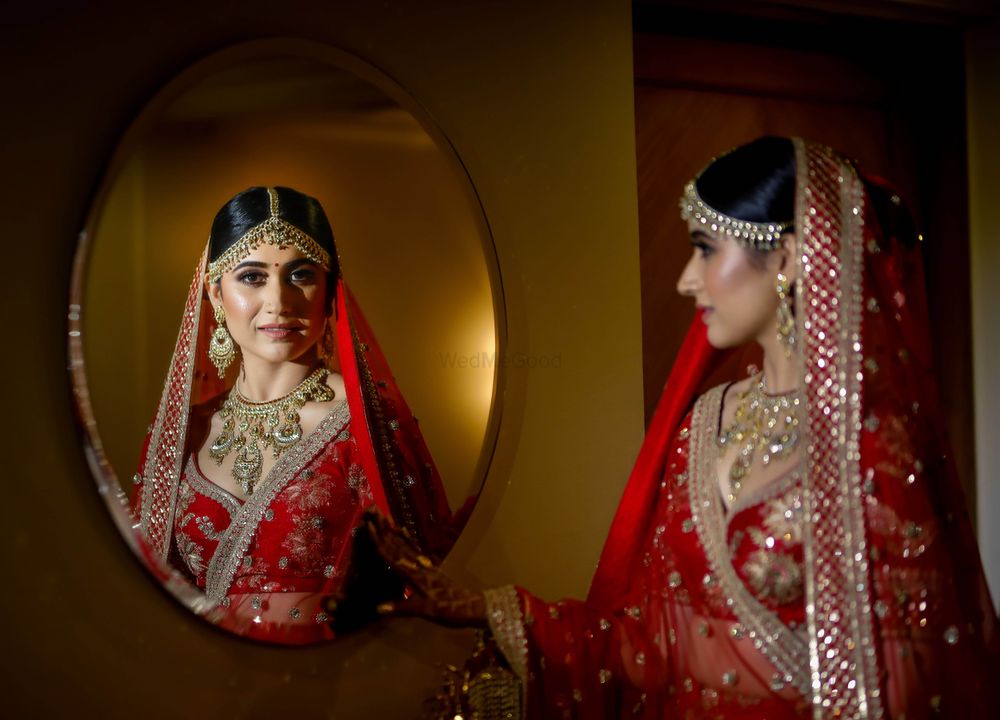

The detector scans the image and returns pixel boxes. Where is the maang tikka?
[209,305,237,377]
[775,273,795,355]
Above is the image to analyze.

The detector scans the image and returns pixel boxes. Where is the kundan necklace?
[716,373,802,504]
[210,367,335,495]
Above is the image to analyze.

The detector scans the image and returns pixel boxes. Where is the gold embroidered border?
[184,457,242,520]
[140,250,207,560]
[484,585,529,684]
[204,400,350,602]
[689,385,811,696]
[726,460,802,520]
[842,156,882,719]
[350,321,421,543]
[794,139,883,719]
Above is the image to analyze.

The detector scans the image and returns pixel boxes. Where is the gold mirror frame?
[67,38,506,637]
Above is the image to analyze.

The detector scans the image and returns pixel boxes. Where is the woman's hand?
[368,510,487,626]
[325,510,486,631]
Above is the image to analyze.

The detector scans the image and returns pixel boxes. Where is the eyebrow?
[232,260,268,271]
[284,258,319,271]
[232,258,320,272]
[689,230,715,243]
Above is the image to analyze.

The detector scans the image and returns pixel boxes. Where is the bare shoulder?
[324,370,347,401]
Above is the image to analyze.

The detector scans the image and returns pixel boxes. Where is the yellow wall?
[967,19,1000,608]
[4,1,642,717]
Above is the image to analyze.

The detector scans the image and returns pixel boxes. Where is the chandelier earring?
[775,272,796,356]
[209,304,237,377]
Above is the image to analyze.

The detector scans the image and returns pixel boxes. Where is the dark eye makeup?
[237,270,267,284]
[690,237,715,258]
[289,267,318,284]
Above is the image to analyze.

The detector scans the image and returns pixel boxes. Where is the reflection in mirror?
[71,47,502,644]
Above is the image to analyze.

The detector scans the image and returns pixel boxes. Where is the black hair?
[696,136,796,228]
[209,186,340,301]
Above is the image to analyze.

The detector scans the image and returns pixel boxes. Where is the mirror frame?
[67,37,507,635]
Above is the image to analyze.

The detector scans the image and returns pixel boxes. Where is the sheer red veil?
[590,139,997,716]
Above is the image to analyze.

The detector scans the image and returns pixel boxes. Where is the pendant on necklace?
[209,367,334,495]
[716,374,801,504]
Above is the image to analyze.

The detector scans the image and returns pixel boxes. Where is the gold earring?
[775,273,795,356]
[209,305,236,377]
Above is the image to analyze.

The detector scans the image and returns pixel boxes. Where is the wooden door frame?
[633,0,983,512]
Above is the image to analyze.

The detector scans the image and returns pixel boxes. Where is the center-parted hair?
[209,186,340,284]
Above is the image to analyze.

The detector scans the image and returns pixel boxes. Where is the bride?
[132,186,454,644]
[345,138,998,717]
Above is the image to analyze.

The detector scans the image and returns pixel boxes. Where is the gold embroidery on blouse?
[736,485,807,605]
[204,401,350,602]
[175,530,207,577]
[741,544,804,605]
[689,385,810,696]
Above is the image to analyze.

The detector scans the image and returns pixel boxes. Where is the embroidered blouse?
[485,384,814,718]
[170,400,372,643]
[484,379,987,718]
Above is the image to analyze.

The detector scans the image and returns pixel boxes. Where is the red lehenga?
[131,247,452,645]
[484,140,998,718]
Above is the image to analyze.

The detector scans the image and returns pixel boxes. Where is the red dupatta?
[134,243,452,592]
[588,314,721,608]
[587,138,997,717]
[336,280,454,556]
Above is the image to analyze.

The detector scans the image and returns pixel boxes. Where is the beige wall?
[4,1,642,717]
[967,19,1000,608]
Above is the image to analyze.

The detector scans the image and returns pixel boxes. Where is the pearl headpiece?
[679,180,791,251]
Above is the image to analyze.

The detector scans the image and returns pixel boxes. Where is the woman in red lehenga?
[130,186,453,644]
[356,138,998,717]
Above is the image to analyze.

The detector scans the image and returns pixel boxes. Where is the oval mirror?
[69,40,503,644]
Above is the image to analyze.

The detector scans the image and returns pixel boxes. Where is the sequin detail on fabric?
[690,386,810,695]
[204,401,350,602]
[794,139,882,719]
[484,585,529,683]
[140,250,207,559]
